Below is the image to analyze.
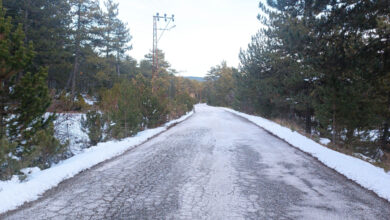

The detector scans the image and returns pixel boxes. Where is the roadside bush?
[81,111,105,145]
[55,92,89,112]
[26,122,68,169]
[176,93,195,112]
[134,75,169,128]
[101,81,142,139]
[0,138,19,180]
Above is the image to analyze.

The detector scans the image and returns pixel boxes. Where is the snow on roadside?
[319,138,331,145]
[223,107,390,202]
[0,110,194,214]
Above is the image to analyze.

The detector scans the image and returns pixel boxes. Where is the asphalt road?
[4,105,390,219]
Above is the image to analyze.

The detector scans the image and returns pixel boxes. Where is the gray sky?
[116,0,261,77]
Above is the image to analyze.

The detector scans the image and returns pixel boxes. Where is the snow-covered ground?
[224,107,390,202]
[0,110,193,214]
[54,113,89,154]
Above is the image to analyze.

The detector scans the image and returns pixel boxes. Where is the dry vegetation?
[272,118,390,172]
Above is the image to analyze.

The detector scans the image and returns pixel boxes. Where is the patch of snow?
[223,107,390,203]
[319,138,331,145]
[353,153,376,163]
[81,94,96,106]
[7,153,20,161]
[368,130,379,141]
[20,167,41,180]
[54,113,89,154]
[0,110,194,214]
[346,3,357,11]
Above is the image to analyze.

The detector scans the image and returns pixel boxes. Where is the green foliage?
[204,61,238,107]
[0,0,35,139]
[0,0,197,179]
[0,0,65,177]
[225,0,390,157]
[3,0,73,89]
[100,72,196,139]
[134,74,168,128]
[55,92,89,112]
[101,80,142,138]
[81,111,105,145]
[28,122,67,169]
[0,138,18,180]
[175,92,195,113]
[8,68,53,144]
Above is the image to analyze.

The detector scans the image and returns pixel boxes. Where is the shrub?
[26,122,68,169]
[81,111,105,145]
[0,138,19,180]
[101,81,142,139]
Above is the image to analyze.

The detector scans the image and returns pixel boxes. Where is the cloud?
[116,0,261,76]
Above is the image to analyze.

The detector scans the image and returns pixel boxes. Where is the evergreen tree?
[68,0,101,97]
[235,0,389,154]
[101,0,119,58]
[0,0,34,138]
[3,0,73,89]
[98,0,132,76]
[101,80,142,138]
[112,20,132,76]
[133,74,168,127]
[81,111,105,145]
[8,68,54,146]
[0,0,64,177]
[204,62,237,107]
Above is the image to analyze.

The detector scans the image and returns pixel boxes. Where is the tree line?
[204,0,389,160]
[0,0,199,180]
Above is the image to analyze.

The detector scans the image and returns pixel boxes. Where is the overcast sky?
[116,0,261,77]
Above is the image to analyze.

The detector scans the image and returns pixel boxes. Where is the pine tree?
[100,0,132,76]
[0,0,34,138]
[204,62,237,107]
[101,0,119,58]
[68,0,101,97]
[8,68,54,146]
[3,0,73,89]
[0,0,64,176]
[112,20,132,76]
[101,80,142,138]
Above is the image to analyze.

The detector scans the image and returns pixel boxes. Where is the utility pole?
[152,13,175,79]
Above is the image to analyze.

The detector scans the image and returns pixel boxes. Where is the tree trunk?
[332,102,337,145]
[116,54,120,76]
[71,52,79,98]
[304,82,311,135]
[382,122,389,150]
[346,127,354,144]
[382,94,390,151]
[0,89,4,139]
[305,104,311,134]
[24,0,30,42]
[70,2,82,99]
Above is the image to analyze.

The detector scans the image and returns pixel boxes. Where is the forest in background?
[204,0,390,168]
[0,0,201,180]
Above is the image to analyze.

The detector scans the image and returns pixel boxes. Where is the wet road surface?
[4,104,390,219]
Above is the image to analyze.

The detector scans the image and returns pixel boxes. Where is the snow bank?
[224,107,390,202]
[0,110,193,214]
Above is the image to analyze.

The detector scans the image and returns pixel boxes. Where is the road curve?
[3,104,390,219]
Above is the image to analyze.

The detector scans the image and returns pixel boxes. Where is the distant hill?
[184,76,205,82]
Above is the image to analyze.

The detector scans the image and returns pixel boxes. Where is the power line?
[152,13,175,79]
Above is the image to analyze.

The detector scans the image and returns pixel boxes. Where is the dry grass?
[375,151,390,172]
[272,118,305,134]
